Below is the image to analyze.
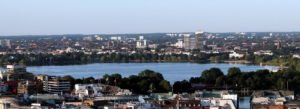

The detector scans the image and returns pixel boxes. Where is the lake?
[27,63,278,83]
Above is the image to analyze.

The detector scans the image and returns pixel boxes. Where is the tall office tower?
[183,34,191,50]
[190,37,196,50]
[195,31,205,50]
[143,39,147,46]
[136,36,147,48]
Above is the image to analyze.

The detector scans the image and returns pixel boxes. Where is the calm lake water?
[27,63,277,83]
[27,63,257,108]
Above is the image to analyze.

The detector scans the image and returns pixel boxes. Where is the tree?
[159,80,171,92]
[173,80,191,93]
[189,77,203,83]
[215,76,225,87]
[138,69,164,81]
[201,68,224,84]
[101,73,123,85]
[227,67,242,85]
[228,67,241,77]
[83,77,95,84]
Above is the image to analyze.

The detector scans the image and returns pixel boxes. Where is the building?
[174,39,184,48]
[183,34,192,50]
[189,37,197,50]
[149,91,238,109]
[195,31,205,50]
[39,75,71,94]
[0,70,7,81]
[292,54,300,59]
[200,99,236,109]
[82,36,93,41]
[285,100,300,109]
[94,35,103,41]
[5,64,34,81]
[0,97,25,108]
[153,99,201,109]
[136,36,147,48]
[254,50,274,56]
[183,32,205,50]
[29,94,64,108]
[0,83,8,94]
[3,81,18,94]
[0,39,11,48]
[75,83,132,99]
[229,51,245,59]
[110,36,122,41]
[17,80,43,95]
[6,64,26,73]
[197,91,238,109]
[74,84,104,99]
[251,90,295,109]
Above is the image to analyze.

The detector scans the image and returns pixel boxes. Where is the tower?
[195,31,204,50]
[183,34,191,50]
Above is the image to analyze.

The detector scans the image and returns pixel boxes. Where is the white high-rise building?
[136,40,147,48]
[139,36,144,40]
[183,34,191,50]
[175,39,184,48]
[143,40,147,46]
[136,36,147,48]
[136,41,142,48]
[94,35,103,41]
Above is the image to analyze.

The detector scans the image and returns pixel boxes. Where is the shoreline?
[20,61,242,67]
[18,59,280,68]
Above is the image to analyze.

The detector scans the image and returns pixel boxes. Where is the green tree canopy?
[201,68,224,84]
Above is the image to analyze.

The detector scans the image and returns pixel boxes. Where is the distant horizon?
[1,31,300,37]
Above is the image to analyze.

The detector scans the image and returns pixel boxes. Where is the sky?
[0,0,299,35]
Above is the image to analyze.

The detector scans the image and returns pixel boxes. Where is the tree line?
[173,67,300,94]
[0,52,229,66]
[61,67,300,95]
[4,51,300,68]
[62,69,171,94]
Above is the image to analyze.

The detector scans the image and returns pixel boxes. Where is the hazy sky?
[0,0,299,35]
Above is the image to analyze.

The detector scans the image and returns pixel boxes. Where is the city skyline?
[0,0,300,35]
[1,1,300,108]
